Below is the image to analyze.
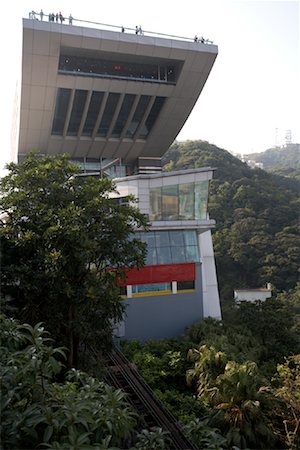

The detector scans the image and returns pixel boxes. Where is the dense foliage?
[123,297,300,449]
[0,313,181,449]
[163,140,300,298]
[0,154,147,367]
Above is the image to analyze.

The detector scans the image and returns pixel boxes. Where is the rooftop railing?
[27,10,214,44]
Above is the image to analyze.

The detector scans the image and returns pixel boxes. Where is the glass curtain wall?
[149,181,209,221]
[137,230,199,265]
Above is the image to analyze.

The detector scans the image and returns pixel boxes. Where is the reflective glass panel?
[132,282,171,294]
[82,91,104,136]
[156,246,172,264]
[140,232,156,248]
[149,187,162,221]
[125,95,150,138]
[111,94,135,137]
[162,185,178,220]
[178,280,195,290]
[51,88,71,135]
[170,246,186,263]
[183,230,198,246]
[169,231,184,247]
[97,93,120,137]
[179,183,194,219]
[67,89,87,135]
[155,231,170,248]
[195,181,209,219]
[59,54,177,83]
[138,97,166,139]
[145,247,157,265]
[185,245,199,262]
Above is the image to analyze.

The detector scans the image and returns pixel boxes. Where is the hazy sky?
[0,0,299,172]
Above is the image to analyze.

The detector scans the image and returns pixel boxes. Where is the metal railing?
[27,10,214,44]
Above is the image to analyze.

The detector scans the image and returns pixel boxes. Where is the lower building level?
[112,167,221,341]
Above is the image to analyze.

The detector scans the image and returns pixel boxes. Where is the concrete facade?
[18,18,221,341]
[19,18,217,171]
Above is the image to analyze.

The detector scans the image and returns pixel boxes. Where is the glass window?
[125,96,151,138]
[132,282,171,294]
[140,232,156,248]
[169,231,184,247]
[195,181,209,220]
[111,94,136,137]
[177,280,195,290]
[185,245,199,262]
[183,230,198,246]
[162,185,178,220]
[145,247,157,265]
[149,187,162,221]
[59,54,177,84]
[82,91,104,136]
[155,231,170,248]
[97,93,120,137]
[51,88,71,135]
[135,230,199,265]
[138,97,166,139]
[157,246,172,264]
[170,246,186,263]
[179,183,194,219]
[67,89,87,135]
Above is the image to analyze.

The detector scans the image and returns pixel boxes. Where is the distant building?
[234,284,272,304]
[17,17,221,340]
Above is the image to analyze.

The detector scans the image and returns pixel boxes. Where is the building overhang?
[18,19,218,163]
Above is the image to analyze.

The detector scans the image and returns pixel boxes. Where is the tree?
[273,355,300,450]
[0,314,136,449]
[186,345,278,449]
[0,153,147,367]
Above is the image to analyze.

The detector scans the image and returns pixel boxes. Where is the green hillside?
[244,144,300,179]
[163,140,300,298]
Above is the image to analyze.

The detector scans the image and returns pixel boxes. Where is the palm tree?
[186,345,278,449]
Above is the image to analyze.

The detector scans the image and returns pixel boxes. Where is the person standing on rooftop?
[69,14,73,25]
[40,9,44,21]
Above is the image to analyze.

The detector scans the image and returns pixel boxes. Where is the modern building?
[17,17,221,340]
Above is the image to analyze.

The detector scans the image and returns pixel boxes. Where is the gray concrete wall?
[123,265,203,340]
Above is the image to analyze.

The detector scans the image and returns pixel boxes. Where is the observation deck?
[18,17,218,172]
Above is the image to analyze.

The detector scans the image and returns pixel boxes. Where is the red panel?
[118,263,196,286]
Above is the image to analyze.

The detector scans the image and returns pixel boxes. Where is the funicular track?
[101,346,199,450]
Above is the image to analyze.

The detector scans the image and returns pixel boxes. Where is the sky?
[0,0,299,173]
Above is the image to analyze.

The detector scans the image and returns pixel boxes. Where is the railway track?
[101,346,199,450]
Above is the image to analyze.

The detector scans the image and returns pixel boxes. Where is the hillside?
[244,144,300,178]
[163,140,300,298]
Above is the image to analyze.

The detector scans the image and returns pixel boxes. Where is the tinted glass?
[149,187,162,220]
[51,88,71,135]
[138,97,166,138]
[195,181,209,219]
[111,94,135,137]
[179,183,194,219]
[162,185,178,220]
[67,89,87,135]
[82,91,104,136]
[97,93,120,136]
[125,95,151,138]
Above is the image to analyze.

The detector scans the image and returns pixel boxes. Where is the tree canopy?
[0,153,147,366]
